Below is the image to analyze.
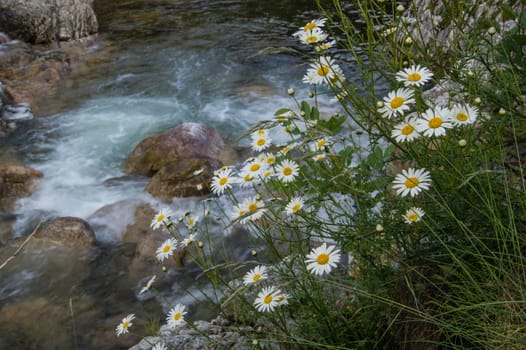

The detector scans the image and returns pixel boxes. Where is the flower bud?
[474,97,482,105]
[404,37,413,45]
[458,139,467,147]
[376,224,384,232]
[498,108,506,115]
[487,26,496,35]
[287,88,295,96]
[396,4,405,12]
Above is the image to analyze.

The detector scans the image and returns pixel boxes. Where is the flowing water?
[0,0,350,348]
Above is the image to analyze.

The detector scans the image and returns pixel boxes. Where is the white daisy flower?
[210,167,236,195]
[392,167,432,197]
[139,275,156,295]
[241,158,267,179]
[396,64,433,87]
[296,18,327,33]
[151,208,173,230]
[259,152,276,166]
[296,27,329,45]
[180,233,197,247]
[242,265,269,286]
[275,293,290,306]
[403,207,425,224]
[250,134,272,152]
[275,159,299,183]
[231,196,266,224]
[450,103,479,126]
[166,304,187,329]
[305,243,341,276]
[391,118,420,142]
[115,314,135,336]
[312,153,328,162]
[285,196,304,215]
[379,88,415,119]
[251,129,268,138]
[184,215,198,229]
[303,56,343,86]
[315,39,336,52]
[152,343,167,350]
[254,286,281,312]
[311,137,332,151]
[415,107,453,137]
[156,238,178,262]
[238,171,257,187]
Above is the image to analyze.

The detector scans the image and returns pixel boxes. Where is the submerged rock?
[0,164,43,213]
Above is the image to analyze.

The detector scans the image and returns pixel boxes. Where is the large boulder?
[0,0,98,44]
[125,123,239,176]
[0,164,42,212]
[124,123,239,200]
[145,157,219,200]
[35,216,96,247]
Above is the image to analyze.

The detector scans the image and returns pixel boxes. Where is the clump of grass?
[119,1,526,349]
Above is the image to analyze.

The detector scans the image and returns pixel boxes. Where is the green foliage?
[131,0,526,349]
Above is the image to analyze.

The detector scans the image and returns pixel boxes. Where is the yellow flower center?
[317,253,329,265]
[306,35,318,43]
[404,177,420,188]
[122,321,129,329]
[401,124,414,135]
[219,177,228,186]
[257,129,266,135]
[281,146,291,154]
[407,72,421,82]
[250,164,261,172]
[173,312,181,321]
[263,294,273,304]
[257,138,266,146]
[163,245,171,253]
[456,112,468,122]
[253,274,261,282]
[292,204,301,213]
[239,210,246,217]
[283,167,293,176]
[316,139,326,148]
[156,214,165,222]
[248,203,258,212]
[187,218,195,226]
[304,22,316,31]
[266,157,275,165]
[317,65,330,76]
[276,294,285,302]
[429,116,443,128]
[407,213,419,221]
[390,96,404,109]
[244,174,253,182]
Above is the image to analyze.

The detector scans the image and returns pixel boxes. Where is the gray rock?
[129,316,252,350]
[0,0,98,44]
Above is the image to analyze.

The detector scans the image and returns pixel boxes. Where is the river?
[0,0,345,348]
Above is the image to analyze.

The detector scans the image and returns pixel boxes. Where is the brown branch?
[0,219,44,271]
